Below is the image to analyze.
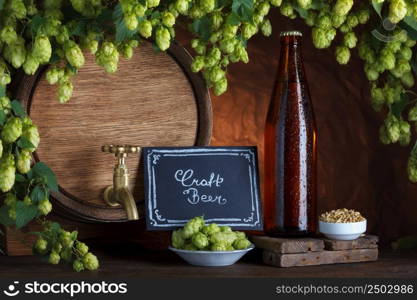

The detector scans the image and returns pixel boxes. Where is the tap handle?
[102,145,141,156]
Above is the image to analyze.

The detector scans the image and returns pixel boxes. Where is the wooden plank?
[250,235,324,253]
[263,248,378,268]
[323,235,378,251]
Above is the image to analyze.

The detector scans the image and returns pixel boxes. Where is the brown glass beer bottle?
[264,31,317,236]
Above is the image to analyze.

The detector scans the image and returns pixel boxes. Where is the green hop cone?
[23,53,40,76]
[210,231,237,246]
[211,243,228,251]
[220,226,233,232]
[33,35,52,64]
[335,46,350,65]
[306,11,317,26]
[38,198,53,216]
[2,117,23,143]
[261,20,272,37]
[135,4,146,17]
[182,243,198,251]
[191,56,205,72]
[10,0,27,19]
[73,259,85,272]
[96,42,120,73]
[75,241,89,256]
[4,193,17,207]
[257,1,270,16]
[138,20,152,38]
[171,229,185,248]
[46,67,65,85]
[23,196,32,205]
[64,41,85,68]
[316,15,332,30]
[17,149,31,174]
[124,13,138,30]
[0,26,18,44]
[48,251,61,265]
[182,216,205,239]
[364,63,379,81]
[270,0,283,7]
[22,125,40,152]
[4,38,26,69]
[192,232,209,249]
[60,248,73,262]
[331,14,345,28]
[333,0,353,16]
[201,223,220,236]
[59,230,74,248]
[343,32,357,49]
[200,0,215,12]
[389,0,407,24]
[379,125,391,145]
[242,23,258,40]
[407,150,417,182]
[82,252,99,271]
[156,27,171,51]
[52,242,62,253]
[297,0,311,9]
[211,12,223,30]
[146,0,160,8]
[370,83,385,111]
[409,104,417,121]
[162,12,176,27]
[223,25,238,39]
[58,80,73,103]
[399,46,412,61]
[233,238,251,250]
[235,231,246,239]
[34,238,48,255]
[0,96,12,114]
[380,48,396,70]
[398,120,411,146]
[8,207,16,220]
[312,27,331,49]
[175,0,189,14]
[402,72,415,88]
[385,114,401,143]
[357,9,370,24]
[214,78,227,96]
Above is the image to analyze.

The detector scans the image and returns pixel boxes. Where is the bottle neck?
[277,36,305,83]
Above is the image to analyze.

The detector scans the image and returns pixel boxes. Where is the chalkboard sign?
[143,147,263,230]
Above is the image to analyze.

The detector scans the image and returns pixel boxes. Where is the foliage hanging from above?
[1,0,417,271]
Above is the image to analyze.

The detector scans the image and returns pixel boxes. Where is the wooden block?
[250,235,324,253]
[323,235,378,251]
[263,248,378,268]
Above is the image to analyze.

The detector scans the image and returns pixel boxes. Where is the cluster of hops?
[171,216,252,251]
[0,98,39,192]
[285,0,370,65]
[33,222,99,272]
[187,0,274,96]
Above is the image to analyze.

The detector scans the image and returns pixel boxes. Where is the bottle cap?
[280,31,302,37]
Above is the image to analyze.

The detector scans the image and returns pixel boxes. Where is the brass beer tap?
[102,145,140,220]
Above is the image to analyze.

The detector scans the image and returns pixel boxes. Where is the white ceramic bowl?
[319,220,367,240]
[169,245,254,267]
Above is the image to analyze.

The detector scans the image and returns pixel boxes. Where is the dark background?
[177,10,417,246]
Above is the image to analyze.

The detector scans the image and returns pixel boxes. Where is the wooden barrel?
[16,41,212,223]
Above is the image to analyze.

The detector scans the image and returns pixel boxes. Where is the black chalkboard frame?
[143,146,263,230]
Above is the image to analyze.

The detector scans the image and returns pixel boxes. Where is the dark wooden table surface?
[0,246,416,278]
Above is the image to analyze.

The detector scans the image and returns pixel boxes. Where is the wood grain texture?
[263,248,379,268]
[250,235,324,253]
[1,249,413,278]
[323,235,379,251]
[16,41,212,222]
